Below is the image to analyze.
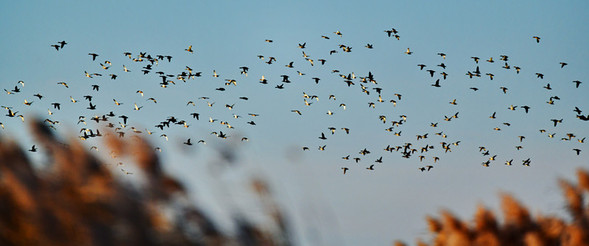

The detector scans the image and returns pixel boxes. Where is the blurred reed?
[0,119,291,246]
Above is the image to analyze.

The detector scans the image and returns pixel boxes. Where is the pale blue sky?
[1,1,589,245]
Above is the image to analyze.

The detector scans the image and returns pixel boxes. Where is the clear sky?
[1,1,589,245]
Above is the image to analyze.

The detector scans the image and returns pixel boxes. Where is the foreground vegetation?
[0,120,290,246]
[1,120,588,245]
[396,171,589,246]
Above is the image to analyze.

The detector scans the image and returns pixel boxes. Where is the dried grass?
[0,119,290,246]
[412,171,589,246]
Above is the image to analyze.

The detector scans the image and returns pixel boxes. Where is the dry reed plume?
[395,170,589,246]
[0,119,290,246]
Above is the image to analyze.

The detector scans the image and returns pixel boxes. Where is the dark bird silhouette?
[551,119,563,127]
[341,167,349,174]
[427,70,435,77]
[521,105,531,113]
[88,53,99,61]
[119,115,128,124]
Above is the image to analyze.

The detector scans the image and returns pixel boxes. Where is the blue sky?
[1,1,589,245]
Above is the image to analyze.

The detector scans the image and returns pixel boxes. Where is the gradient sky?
[1,1,589,245]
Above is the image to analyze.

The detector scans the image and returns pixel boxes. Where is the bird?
[521,106,530,113]
[405,48,412,55]
[185,45,194,53]
[573,80,582,88]
[533,36,541,43]
[341,167,349,174]
[551,119,563,127]
[88,53,99,61]
[57,82,69,88]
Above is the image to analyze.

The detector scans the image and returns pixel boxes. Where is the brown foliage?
[0,120,290,246]
[413,170,589,246]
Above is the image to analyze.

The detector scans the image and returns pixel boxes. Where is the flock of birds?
[1,27,587,175]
